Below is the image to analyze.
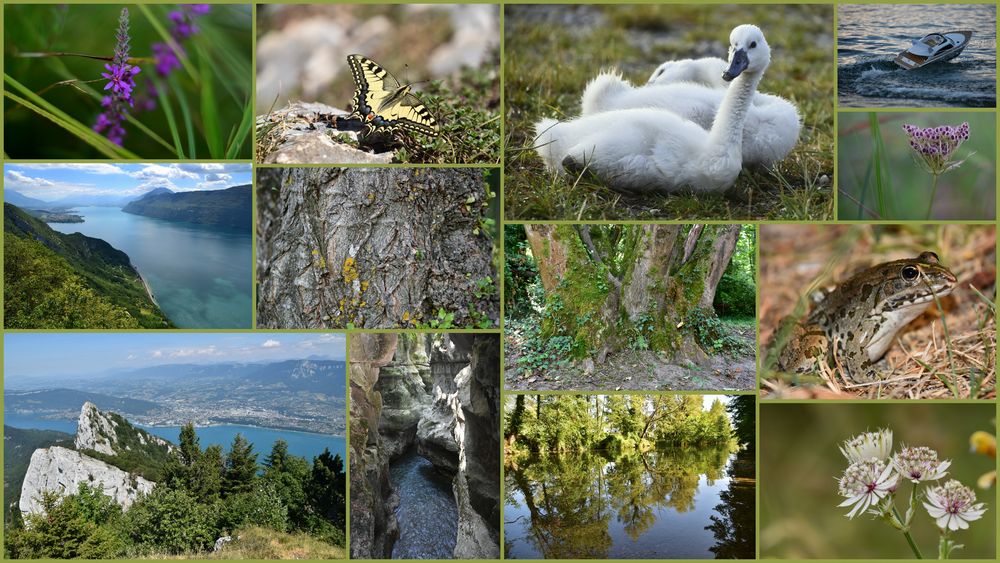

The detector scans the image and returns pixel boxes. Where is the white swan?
[580,64,800,167]
[647,57,729,87]
[534,24,771,194]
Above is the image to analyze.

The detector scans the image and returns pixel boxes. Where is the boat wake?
[838,58,996,107]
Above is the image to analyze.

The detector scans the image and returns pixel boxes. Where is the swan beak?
[723,49,749,82]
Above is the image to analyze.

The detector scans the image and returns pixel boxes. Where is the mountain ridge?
[122,185,251,230]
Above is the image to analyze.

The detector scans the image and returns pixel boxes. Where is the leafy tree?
[223,433,258,495]
[726,395,756,450]
[263,441,309,530]
[120,487,215,555]
[216,481,288,535]
[7,485,124,559]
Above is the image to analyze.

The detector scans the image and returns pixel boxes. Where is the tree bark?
[524,224,741,363]
[257,168,499,328]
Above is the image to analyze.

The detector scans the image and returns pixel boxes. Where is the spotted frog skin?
[774,251,957,382]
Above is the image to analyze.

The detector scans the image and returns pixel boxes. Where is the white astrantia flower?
[891,446,951,483]
[838,458,899,519]
[923,480,987,531]
[840,428,893,463]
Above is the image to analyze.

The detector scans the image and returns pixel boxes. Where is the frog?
[771,251,957,382]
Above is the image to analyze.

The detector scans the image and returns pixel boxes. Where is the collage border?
[1,0,998,561]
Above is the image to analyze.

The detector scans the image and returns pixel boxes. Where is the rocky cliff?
[75,401,173,457]
[16,403,172,517]
[18,446,155,515]
[350,333,500,559]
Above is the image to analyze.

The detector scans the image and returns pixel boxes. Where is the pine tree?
[178,422,201,467]
[223,433,258,495]
[190,444,224,503]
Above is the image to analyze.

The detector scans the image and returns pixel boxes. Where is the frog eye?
[901,265,920,281]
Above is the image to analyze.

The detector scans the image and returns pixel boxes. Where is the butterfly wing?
[345,54,439,137]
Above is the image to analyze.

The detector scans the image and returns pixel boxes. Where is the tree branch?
[682,224,705,264]
[575,225,622,289]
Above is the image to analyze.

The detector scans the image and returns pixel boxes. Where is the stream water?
[389,448,458,559]
[505,446,755,559]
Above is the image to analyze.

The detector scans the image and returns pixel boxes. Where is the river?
[47,205,252,328]
[388,448,458,559]
[838,4,996,108]
[504,446,755,559]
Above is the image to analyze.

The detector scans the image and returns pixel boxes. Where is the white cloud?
[262,339,281,348]
[131,164,199,181]
[5,170,54,187]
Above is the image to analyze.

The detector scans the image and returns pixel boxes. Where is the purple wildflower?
[93,7,138,145]
[152,42,182,76]
[902,122,972,175]
[133,4,211,112]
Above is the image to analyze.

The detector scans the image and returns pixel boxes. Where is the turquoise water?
[4,414,344,462]
[48,206,252,328]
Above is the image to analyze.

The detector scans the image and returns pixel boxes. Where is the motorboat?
[894,31,972,70]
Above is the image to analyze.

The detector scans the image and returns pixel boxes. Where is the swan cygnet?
[647,57,729,87]
[580,66,801,167]
[534,25,770,194]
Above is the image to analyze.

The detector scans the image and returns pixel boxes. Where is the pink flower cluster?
[93,8,138,145]
[902,122,970,174]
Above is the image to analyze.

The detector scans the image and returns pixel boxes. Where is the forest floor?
[504,319,756,391]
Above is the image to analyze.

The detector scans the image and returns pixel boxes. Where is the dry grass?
[760,224,996,399]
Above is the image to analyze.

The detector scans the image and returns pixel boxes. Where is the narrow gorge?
[350,333,501,559]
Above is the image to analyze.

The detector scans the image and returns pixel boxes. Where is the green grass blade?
[226,97,254,159]
[4,74,137,158]
[198,48,223,158]
[153,77,186,158]
[868,113,889,218]
[171,74,197,159]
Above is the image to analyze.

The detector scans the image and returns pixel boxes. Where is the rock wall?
[377,335,431,458]
[452,334,501,559]
[349,333,400,559]
[19,446,155,515]
[350,333,500,559]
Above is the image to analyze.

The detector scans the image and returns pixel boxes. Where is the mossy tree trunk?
[257,168,499,328]
[524,224,740,364]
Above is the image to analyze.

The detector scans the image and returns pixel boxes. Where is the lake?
[48,206,252,328]
[838,4,996,107]
[504,446,755,559]
[4,414,344,462]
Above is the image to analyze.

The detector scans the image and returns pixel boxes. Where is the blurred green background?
[4,4,252,159]
[761,403,996,559]
[837,112,996,220]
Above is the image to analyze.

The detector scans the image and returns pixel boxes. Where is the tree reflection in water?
[504,446,754,559]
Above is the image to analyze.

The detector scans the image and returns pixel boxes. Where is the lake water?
[4,414,345,462]
[504,446,755,559]
[838,4,996,107]
[48,206,252,328]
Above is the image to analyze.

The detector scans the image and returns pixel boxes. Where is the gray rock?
[19,446,154,516]
[257,102,395,165]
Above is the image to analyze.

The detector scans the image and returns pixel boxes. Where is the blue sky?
[4,333,346,380]
[3,163,251,202]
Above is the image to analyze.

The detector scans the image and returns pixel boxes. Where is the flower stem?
[892,505,924,559]
[925,173,940,220]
